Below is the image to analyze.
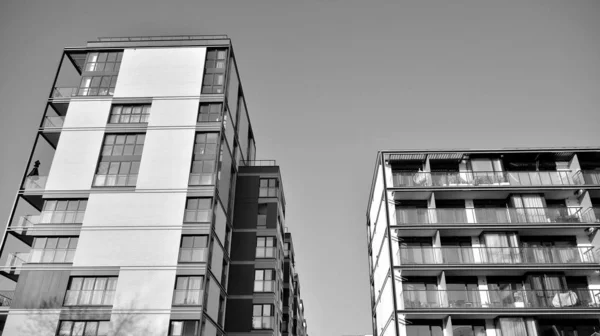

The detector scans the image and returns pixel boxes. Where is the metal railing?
[4,253,29,274]
[578,170,600,185]
[242,160,277,167]
[22,176,48,190]
[97,35,228,42]
[172,289,203,305]
[402,288,600,309]
[392,171,576,188]
[397,246,597,265]
[51,87,78,98]
[0,291,14,307]
[395,207,584,225]
[42,116,65,128]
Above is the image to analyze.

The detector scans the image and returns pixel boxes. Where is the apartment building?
[367,149,600,336]
[0,35,308,336]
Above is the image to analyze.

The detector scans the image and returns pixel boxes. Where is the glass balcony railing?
[582,207,600,223]
[93,174,137,187]
[0,291,14,307]
[4,253,29,274]
[398,246,597,265]
[178,248,208,263]
[188,173,216,186]
[402,288,600,309]
[21,176,48,190]
[392,171,576,188]
[42,116,65,128]
[172,289,203,305]
[395,207,584,225]
[252,317,275,330]
[12,215,40,233]
[51,87,78,98]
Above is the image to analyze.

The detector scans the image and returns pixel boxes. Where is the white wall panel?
[210,243,224,282]
[3,310,61,336]
[147,99,199,127]
[45,130,104,191]
[73,193,185,267]
[136,129,195,190]
[62,100,111,128]
[113,269,176,310]
[206,277,221,322]
[114,48,206,98]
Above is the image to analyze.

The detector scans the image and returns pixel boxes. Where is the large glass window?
[168,321,199,336]
[109,104,151,124]
[257,204,267,227]
[189,133,218,186]
[40,199,86,224]
[64,277,117,306]
[30,237,78,263]
[173,276,203,305]
[259,178,279,197]
[78,51,122,97]
[58,321,109,336]
[198,102,223,122]
[184,198,212,222]
[93,134,144,187]
[254,269,275,292]
[179,236,208,263]
[406,324,443,336]
[252,304,274,329]
[202,49,227,94]
[256,237,276,258]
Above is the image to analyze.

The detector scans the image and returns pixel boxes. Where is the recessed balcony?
[397,246,597,266]
[395,207,585,226]
[392,171,577,188]
[0,291,13,308]
[402,288,600,310]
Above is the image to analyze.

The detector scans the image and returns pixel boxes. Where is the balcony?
[21,176,48,191]
[0,291,13,307]
[402,288,600,309]
[398,246,597,265]
[395,207,584,225]
[51,87,79,98]
[575,170,600,185]
[392,171,576,188]
[42,116,65,128]
[4,253,29,274]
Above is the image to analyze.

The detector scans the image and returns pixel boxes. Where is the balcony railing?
[0,291,14,307]
[252,317,275,330]
[395,207,584,225]
[574,170,600,185]
[21,176,48,190]
[12,215,40,233]
[242,160,277,167]
[42,116,65,128]
[4,253,29,274]
[398,246,597,265]
[582,207,600,223]
[402,288,600,309]
[172,289,203,305]
[51,87,78,98]
[392,171,576,188]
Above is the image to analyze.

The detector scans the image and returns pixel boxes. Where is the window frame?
[254,269,276,292]
[30,236,78,263]
[256,236,276,259]
[57,320,110,336]
[172,276,204,306]
[252,304,274,330]
[178,235,209,263]
[93,133,145,187]
[63,276,117,307]
[108,104,151,124]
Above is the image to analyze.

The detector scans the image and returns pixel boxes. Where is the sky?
[1,0,600,335]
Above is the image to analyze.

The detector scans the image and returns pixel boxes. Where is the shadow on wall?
[17,297,164,336]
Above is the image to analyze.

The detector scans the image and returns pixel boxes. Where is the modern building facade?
[0,35,308,336]
[367,149,600,336]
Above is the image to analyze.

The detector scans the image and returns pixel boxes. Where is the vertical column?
[443,316,453,336]
[433,230,443,264]
[428,193,437,224]
[438,271,448,308]
[484,319,498,336]
[478,276,491,308]
[465,199,476,224]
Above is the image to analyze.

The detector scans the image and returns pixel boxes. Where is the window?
[173,276,203,305]
[168,321,199,336]
[40,199,86,224]
[252,304,274,329]
[284,242,290,257]
[184,198,212,222]
[202,49,227,94]
[257,204,267,227]
[58,321,109,336]
[256,237,276,258]
[198,103,223,122]
[259,178,278,197]
[78,51,122,97]
[254,269,275,292]
[189,133,218,185]
[179,236,208,263]
[109,104,151,124]
[93,134,144,187]
[29,237,78,263]
[64,277,117,306]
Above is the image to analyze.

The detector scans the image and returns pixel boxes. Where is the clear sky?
[1,0,600,335]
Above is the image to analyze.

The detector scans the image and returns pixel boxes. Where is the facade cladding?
[367,149,600,336]
[0,35,308,336]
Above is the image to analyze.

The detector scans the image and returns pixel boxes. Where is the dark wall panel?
[12,270,71,309]
[266,202,278,229]
[227,264,254,295]
[233,175,259,229]
[230,231,256,261]
[225,298,253,332]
